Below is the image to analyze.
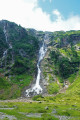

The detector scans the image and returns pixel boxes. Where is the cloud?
[0,0,80,32]
[53,9,62,22]
[52,9,80,31]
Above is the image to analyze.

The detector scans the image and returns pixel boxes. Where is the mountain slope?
[0,20,39,99]
[41,30,80,95]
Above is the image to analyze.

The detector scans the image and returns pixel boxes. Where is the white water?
[2,26,8,59]
[3,26,8,42]
[26,35,47,97]
[3,25,12,49]
[1,25,13,66]
[3,50,8,58]
[9,43,12,49]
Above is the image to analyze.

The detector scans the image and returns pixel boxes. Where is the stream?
[26,34,47,97]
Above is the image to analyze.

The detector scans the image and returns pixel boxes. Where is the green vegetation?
[0,73,32,99]
[47,82,59,94]
[50,49,79,79]
[0,101,60,120]
[0,74,10,89]
[0,20,39,99]
[0,27,8,57]
[1,73,80,120]
[42,29,80,97]
[32,95,44,101]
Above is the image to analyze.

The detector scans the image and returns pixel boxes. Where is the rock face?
[61,34,80,46]
[0,20,39,74]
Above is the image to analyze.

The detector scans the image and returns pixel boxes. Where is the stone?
[52,109,57,114]
[45,106,49,110]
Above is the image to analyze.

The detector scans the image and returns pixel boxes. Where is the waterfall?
[3,50,8,58]
[3,26,8,43]
[3,25,12,49]
[26,35,47,97]
[1,25,13,66]
[2,26,8,60]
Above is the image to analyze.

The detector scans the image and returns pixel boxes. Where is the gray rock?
[45,106,49,110]
[52,109,57,114]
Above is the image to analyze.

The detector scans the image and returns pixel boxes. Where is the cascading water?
[26,35,47,97]
[1,25,13,66]
[3,50,8,58]
[2,26,8,62]
[3,26,8,42]
[3,25,12,49]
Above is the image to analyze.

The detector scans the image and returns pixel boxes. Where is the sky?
[0,0,80,31]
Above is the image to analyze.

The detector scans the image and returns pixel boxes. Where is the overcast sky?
[0,0,80,31]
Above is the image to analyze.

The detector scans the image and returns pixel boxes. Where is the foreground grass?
[0,95,80,120]
[0,101,59,120]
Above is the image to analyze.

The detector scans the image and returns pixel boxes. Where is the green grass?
[68,73,77,83]
[0,96,80,120]
[0,74,32,100]
[47,82,60,94]
[0,102,59,120]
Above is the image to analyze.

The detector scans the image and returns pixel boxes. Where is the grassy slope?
[0,74,32,99]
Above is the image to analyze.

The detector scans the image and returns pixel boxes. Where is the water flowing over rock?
[2,26,8,59]
[3,50,8,58]
[1,24,13,67]
[26,34,47,97]
[3,26,8,43]
[3,25,12,49]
